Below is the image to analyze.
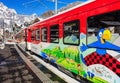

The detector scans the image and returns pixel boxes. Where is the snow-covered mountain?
[14,13,37,26]
[0,2,16,19]
[0,2,38,32]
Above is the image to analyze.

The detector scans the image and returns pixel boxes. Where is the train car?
[15,28,29,51]
[18,0,120,83]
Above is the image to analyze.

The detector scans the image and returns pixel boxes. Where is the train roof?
[28,0,119,29]
[28,0,95,28]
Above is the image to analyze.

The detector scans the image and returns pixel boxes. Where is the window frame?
[41,27,47,42]
[50,24,59,43]
[63,20,80,46]
[36,29,40,41]
[31,30,35,40]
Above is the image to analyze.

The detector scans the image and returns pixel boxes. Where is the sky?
[0,0,88,16]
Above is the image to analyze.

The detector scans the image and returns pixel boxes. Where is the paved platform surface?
[0,44,41,83]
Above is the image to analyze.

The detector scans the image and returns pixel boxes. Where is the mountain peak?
[0,2,39,32]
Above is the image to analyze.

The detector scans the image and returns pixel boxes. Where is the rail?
[14,44,54,83]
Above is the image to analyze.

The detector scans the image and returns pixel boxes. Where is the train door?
[24,28,28,51]
[54,14,80,75]
[27,29,32,51]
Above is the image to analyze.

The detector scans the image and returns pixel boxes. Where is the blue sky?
[0,0,87,16]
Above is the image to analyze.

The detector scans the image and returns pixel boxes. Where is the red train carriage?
[16,0,120,83]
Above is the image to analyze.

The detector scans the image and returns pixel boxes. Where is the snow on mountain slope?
[0,2,37,31]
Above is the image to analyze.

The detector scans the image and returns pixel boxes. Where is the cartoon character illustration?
[80,29,120,77]
[81,29,120,55]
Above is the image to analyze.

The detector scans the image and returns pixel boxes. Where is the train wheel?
[57,65,74,78]
[29,51,33,54]
[43,58,49,63]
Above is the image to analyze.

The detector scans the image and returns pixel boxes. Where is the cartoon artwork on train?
[39,9,120,83]
[80,28,120,83]
[40,28,120,83]
[15,1,120,82]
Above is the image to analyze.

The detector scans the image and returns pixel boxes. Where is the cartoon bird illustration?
[81,29,120,55]
[80,29,120,77]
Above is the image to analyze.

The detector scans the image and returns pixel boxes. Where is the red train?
[15,0,120,82]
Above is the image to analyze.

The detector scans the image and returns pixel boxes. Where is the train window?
[50,24,59,43]
[87,10,120,50]
[63,20,80,45]
[36,29,40,40]
[31,31,35,40]
[41,27,47,42]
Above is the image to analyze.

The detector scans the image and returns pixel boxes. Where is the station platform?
[0,44,41,83]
